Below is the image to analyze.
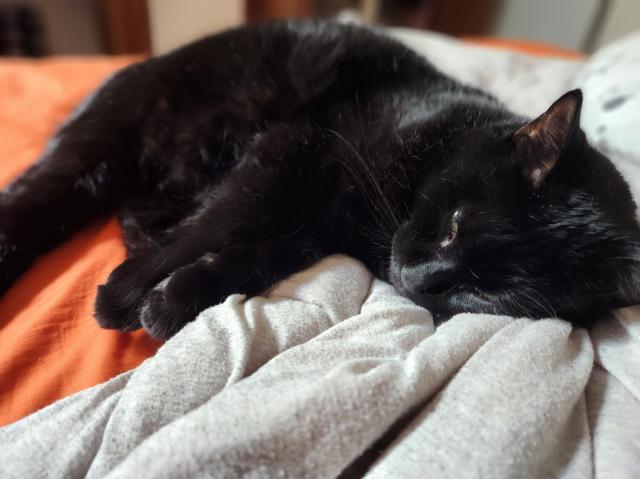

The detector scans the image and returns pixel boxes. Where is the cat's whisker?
[467,268,480,280]
[337,106,404,231]
[332,154,396,238]
[519,288,557,318]
[508,296,531,318]
[326,128,401,237]
[356,92,401,228]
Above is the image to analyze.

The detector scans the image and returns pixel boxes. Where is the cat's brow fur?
[1,20,639,338]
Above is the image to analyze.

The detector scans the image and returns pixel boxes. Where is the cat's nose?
[400,259,457,296]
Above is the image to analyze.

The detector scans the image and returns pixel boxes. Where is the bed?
[0,27,639,478]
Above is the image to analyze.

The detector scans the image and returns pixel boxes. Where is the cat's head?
[390,90,640,325]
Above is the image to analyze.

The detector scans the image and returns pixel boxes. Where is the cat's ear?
[514,89,583,190]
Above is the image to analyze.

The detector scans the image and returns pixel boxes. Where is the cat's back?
[148,20,444,117]
[129,20,475,196]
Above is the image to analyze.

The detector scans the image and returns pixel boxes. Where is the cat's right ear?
[514,90,583,190]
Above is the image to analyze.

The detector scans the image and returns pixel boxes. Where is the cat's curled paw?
[138,281,190,340]
[94,256,153,331]
[139,253,227,339]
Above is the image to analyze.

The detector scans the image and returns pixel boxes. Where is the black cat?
[1,20,638,339]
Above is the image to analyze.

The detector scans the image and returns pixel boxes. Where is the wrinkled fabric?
[1,256,638,478]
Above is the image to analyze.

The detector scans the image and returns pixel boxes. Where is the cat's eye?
[440,208,461,247]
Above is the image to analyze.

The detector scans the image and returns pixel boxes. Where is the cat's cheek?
[406,288,496,323]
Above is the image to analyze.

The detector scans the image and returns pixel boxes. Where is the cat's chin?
[396,284,495,324]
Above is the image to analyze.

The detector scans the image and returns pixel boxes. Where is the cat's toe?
[164,253,220,301]
[140,255,227,339]
[95,283,143,331]
[139,279,196,339]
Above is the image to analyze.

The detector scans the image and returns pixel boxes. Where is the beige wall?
[490,0,640,52]
[592,0,640,49]
[490,0,600,51]
[148,0,245,55]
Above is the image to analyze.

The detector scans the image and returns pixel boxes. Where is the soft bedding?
[1,27,639,478]
[0,57,160,427]
[1,256,638,478]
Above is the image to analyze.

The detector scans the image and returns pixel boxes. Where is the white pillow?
[574,32,640,158]
[389,27,580,117]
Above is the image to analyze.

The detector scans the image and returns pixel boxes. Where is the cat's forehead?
[426,159,520,203]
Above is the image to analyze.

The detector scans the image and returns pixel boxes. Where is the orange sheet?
[0,56,160,427]
[0,39,581,428]
[463,37,583,60]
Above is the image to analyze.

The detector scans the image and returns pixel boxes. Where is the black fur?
[1,20,639,339]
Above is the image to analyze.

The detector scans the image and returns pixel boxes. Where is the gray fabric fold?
[1,256,638,478]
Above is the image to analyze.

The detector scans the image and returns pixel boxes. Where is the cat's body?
[1,20,639,338]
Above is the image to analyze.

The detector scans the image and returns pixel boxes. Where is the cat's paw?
[139,253,226,339]
[0,235,33,296]
[94,256,151,331]
[138,280,190,340]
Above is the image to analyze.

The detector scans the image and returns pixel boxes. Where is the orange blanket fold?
[0,56,160,427]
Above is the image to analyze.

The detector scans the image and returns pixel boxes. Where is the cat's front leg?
[97,123,325,336]
[94,235,209,331]
[96,229,323,338]
[139,237,322,339]
[0,63,154,297]
[0,194,40,294]
[137,253,225,339]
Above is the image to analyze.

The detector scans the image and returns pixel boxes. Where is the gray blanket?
[1,255,639,478]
